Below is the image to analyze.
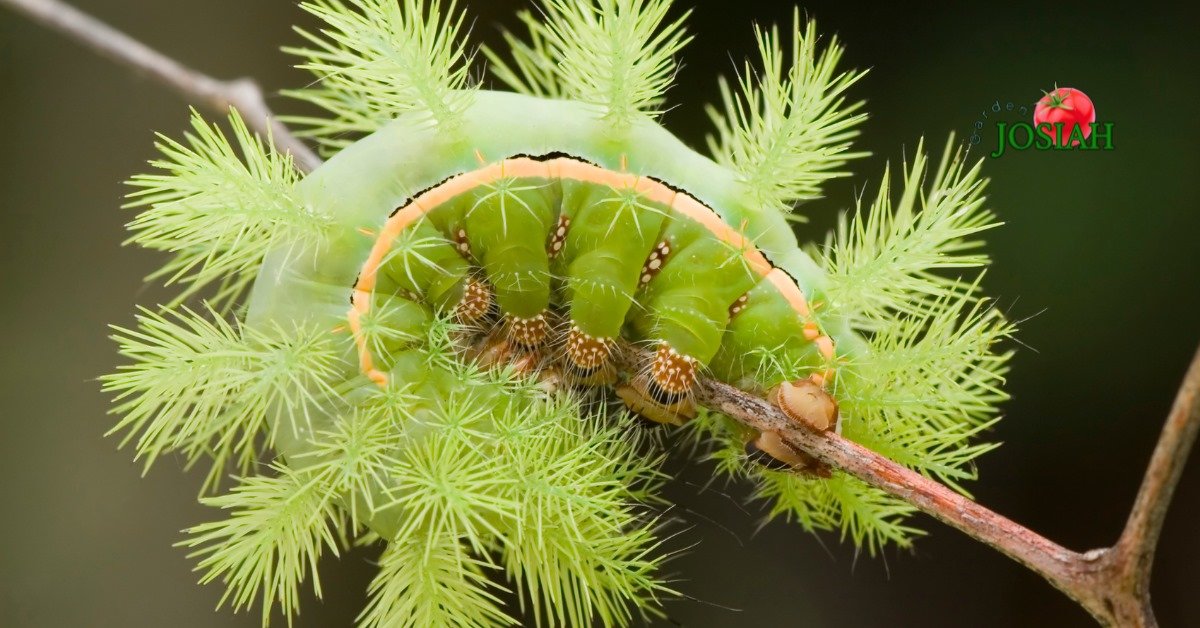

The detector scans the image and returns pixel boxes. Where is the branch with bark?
[687,346,1200,627]
[0,0,321,172]
[4,0,1196,625]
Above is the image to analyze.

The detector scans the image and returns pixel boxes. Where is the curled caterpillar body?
[245,95,858,536]
[356,154,834,356]
[347,154,840,450]
[109,3,1014,623]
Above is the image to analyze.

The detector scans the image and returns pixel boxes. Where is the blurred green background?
[2,1,1198,626]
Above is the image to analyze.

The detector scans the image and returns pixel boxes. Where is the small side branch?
[1120,345,1200,567]
[0,0,322,172]
[1107,343,1200,624]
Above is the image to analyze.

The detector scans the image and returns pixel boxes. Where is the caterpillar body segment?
[708,277,824,386]
[626,209,760,367]
[373,219,471,311]
[448,166,561,322]
[555,176,668,346]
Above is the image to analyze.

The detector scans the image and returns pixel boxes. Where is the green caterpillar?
[105,1,1012,625]
[282,93,843,407]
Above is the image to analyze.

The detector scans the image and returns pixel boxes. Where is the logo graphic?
[989,87,1114,158]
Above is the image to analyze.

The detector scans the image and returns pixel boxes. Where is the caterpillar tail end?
[770,378,839,432]
[747,378,839,475]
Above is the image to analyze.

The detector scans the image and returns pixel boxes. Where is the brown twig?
[682,345,1200,627]
[6,0,1198,624]
[0,0,322,173]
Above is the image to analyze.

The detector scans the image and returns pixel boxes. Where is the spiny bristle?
[285,0,475,151]
[356,379,671,626]
[686,410,920,553]
[706,10,868,219]
[385,420,524,553]
[494,406,672,627]
[820,136,1000,330]
[838,287,1015,434]
[754,471,924,555]
[179,463,342,625]
[102,305,341,494]
[124,109,329,310]
[169,334,672,626]
[483,10,565,100]
[360,533,514,628]
[293,408,402,529]
[489,0,693,128]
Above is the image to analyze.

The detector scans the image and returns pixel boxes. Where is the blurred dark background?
[2,1,1198,626]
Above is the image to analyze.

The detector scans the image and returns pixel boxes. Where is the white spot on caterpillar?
[729,292,750,318]
[548,215,571,259]
[455,228,472,258]
[639,240,672,287]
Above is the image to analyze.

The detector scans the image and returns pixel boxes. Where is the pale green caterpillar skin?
[247,90,868,537]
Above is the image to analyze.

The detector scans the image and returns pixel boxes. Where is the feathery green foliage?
[820,138,1000,330]
[103,305,341,493]
[707,11,868,218]
[124,109,328,309]
[181,464,342,625]
[285,0,474,150]
[488,0,692,127]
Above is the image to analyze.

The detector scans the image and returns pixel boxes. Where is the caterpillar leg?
[562,325,617,385]
[747,378,839,473]
[469,331,542,376]
[453,277,496,327]
[505,310,552,349]
[552,181,667,381]
[615,382,696,427]
[617,342,698,426]
[744,431,832,478]
[467,325,567,396]
[770,378,839,432]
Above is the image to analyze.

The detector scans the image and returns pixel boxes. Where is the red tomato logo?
[1033,87,1096,147]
